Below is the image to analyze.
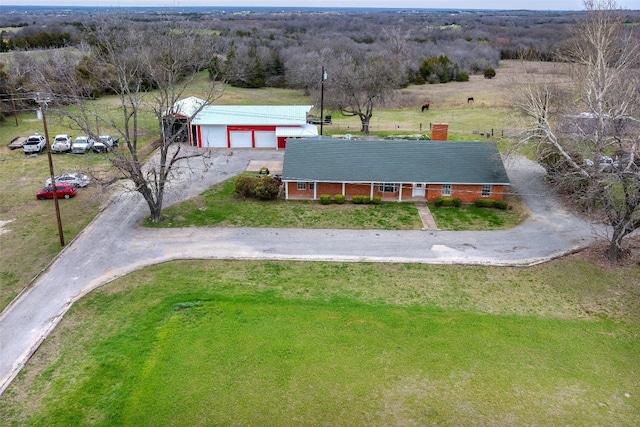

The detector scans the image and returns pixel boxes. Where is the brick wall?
[287,182,506,202]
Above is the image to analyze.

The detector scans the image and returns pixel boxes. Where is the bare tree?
[517,0,640,262]
[323,44,403,134]
[58,22,221,222]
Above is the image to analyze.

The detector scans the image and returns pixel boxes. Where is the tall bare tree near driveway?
[517,0,640,262]
[59,22,222,222]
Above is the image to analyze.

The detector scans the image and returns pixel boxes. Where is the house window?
[379,183,399,193]
[297,182,307,190]
[482,184,491,197]
[442,184,452,196]
[309,182,316,190]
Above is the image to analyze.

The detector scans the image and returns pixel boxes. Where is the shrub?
[320,194,332,205]
[434,196,461,207]
[455,71,470,82]
[234,175,256,198]
[371,195,382,205]
[474,198,509,210]
[253,178,280,200]
[334,194,345,204]
[352,195,369,204]
[493,200,509,210]
[484,67,496,79]
[235,175,280,200]
[474,198,496,208]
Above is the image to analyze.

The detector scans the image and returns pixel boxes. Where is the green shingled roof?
[282,138,510,185]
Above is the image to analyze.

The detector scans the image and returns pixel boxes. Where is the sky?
[4,0,634,11]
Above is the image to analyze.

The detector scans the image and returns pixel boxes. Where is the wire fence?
[324,123,531,140]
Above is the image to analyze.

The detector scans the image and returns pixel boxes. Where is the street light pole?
[37,94,65,247]
[320,66,327,136]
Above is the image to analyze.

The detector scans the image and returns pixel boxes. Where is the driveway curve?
[0,148,604,395]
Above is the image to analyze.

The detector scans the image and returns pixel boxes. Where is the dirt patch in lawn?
[571,234,640,269]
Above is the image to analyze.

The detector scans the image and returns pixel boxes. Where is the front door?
[412,183,425,197]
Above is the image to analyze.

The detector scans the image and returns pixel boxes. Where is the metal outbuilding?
[163,101,317,149]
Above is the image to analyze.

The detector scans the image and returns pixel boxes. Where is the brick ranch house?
[162,96,318,149]
[281,138,510,203]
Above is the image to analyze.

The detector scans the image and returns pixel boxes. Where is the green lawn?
[145,175,524,230]
[1,260,638,426]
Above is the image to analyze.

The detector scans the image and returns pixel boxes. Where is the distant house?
[557,112,636,136]
[162,98,317,149]
[281,138,510,202]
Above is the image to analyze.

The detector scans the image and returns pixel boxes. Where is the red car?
[36,183,77,200]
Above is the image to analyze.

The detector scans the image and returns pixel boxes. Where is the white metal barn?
[162,98,317,149]
[190,104,317,149]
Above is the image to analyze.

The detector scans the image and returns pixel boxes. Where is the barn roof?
[281,138,510,185]
[192,105,313,126]
[165,96,208,118]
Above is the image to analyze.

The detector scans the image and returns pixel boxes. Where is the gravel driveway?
[0,148,604,395]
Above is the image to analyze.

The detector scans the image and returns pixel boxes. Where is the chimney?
[431,123,448,141]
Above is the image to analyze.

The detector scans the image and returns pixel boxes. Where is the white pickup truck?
[23,133,47,155]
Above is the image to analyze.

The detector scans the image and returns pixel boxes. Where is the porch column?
[370,183,374,200]
[285,182,289,200]
[342,182,345,196]
[398,183,402,202]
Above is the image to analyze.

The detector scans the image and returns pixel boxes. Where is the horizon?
[0,1,601,12]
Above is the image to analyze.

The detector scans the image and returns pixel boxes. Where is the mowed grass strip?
[146,175,523,230]
[429,203,526,230]
[1,260,638,426]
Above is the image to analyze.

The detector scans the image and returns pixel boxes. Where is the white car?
[585,156,619,172]
[23,133,47,155]
[51,134,72,153]
[71,136,95,154]
[45,172,91,188]
[93,135,118,153]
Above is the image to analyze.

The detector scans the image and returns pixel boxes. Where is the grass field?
[0,260,638,426]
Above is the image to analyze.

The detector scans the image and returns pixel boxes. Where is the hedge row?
[433,196,509,210]
[434,196,462,207]
[320,194,381,205]
[473,198,509,210]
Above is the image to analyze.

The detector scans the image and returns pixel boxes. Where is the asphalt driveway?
[0,148,603,395]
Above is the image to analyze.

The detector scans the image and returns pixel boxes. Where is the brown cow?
[421,103,430,112]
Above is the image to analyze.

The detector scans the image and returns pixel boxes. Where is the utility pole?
[36,93,65,247]
[320,66,327,136]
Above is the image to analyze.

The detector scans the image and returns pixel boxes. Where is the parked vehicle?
[51,134,72,153]
[45,172,91,188]
[23,133,47,155]
[36,183,77,200]
[585,156,619,172]
[71,136,95,154]
[93,135,118,153]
